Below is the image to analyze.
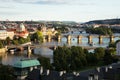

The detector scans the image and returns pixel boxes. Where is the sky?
[0,0,120,22]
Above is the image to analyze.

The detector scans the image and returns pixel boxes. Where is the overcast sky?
[0,0,119,22]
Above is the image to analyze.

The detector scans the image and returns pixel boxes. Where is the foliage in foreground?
[0,64,15,80]
[53,46,118,71]
[37,55,52,69]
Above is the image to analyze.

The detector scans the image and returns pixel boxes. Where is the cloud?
[36,0,67,5]
[0,5,15,9]
[12,0,69,5]
[0,11,23,15]
[0,0,94,5]
[0,0,68,4]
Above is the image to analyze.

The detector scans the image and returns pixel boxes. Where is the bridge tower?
[67,35,71,44]
[58,35,61,42]
[88,35,92,44]
[110,35,114,43]
[43,36,46,43]
[48,35,51,42]
[78,35,82,44]
[99,35,103,44]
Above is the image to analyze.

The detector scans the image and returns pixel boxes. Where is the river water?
[1,32,120,65]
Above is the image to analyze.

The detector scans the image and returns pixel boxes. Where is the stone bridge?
[43,34,116,44]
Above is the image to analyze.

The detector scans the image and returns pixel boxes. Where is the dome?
[17,23,26,32]
[20,23,25,31]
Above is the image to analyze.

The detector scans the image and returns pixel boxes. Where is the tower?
[17,23,26,32]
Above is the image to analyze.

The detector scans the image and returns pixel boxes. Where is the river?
[1,31,120,65]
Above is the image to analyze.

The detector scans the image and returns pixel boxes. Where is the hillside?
[84,18,120,25]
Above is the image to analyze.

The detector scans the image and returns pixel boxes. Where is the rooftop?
[13,59,40,68]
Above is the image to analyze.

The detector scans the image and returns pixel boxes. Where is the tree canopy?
[86,27,113,35]
[53,46,118,71]
[0,64,15,80]
[31,31,43,43]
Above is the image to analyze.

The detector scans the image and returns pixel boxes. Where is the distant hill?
[84,18,120,25]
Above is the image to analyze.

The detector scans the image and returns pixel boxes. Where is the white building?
[15,23,29,38]
[7,31,14,39]
[116,42,120,56]
[16,23,26,32]
[0,30,14,40]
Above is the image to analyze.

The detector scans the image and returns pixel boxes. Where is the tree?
[32,31,43,43]
[0,64,15,80]
[53,46,72,71]
[86,53,98,66]
[94,47,105,60]
[108,39,120,48]
[12,40,19,45]
[37,56,51,69]
[53,46,87,71]
[0,40,4,48]
[71,46,87,69]
[103,49,119,65]
[18,37,25,44]
[26,35,31,42]
[86,27,113,35]
[6,37,11,45]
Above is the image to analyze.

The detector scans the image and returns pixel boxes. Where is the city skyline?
[0,0,120,22]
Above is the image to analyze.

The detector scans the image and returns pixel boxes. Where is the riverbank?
[0,48,6,54]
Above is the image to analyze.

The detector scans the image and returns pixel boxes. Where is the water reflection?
[1,47,53,65]
[34,47,53,63]
[2,53,26,66]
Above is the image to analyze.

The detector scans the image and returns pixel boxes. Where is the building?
[0,30,14,40]
[0,23,29,40]
[41,26,47,35]
[7,31,15,39]
[15,61,120,80]
[15,23,29,38]
[13,59,40,80]
[116,42,120,56]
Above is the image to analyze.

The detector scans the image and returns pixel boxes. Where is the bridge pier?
[48,35,51,42]
[110,35,114,43]
[67,35,71,44]
[58,35,61,42]
[99,35,103,44]
[78,35,82,44]
[5,46,8,52]
[88,35,92,44]
[27,46,31,58]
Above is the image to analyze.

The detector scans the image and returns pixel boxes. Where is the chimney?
[59,71,63,76]
[88,76,93,80]
[63,70,66,74]
[73,71,77,75]
[40,66,43,75]
[76,73,80,76]
[88,74,94,80]
[34,66,37,69]
[105,67,108,72]
[96,67,100,72]
[47,69,50,75]
[30,67,33,71]
[94,74,98,80]
[109,66,112,69]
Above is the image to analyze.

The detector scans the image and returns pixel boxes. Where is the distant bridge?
[7,43,98,52]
